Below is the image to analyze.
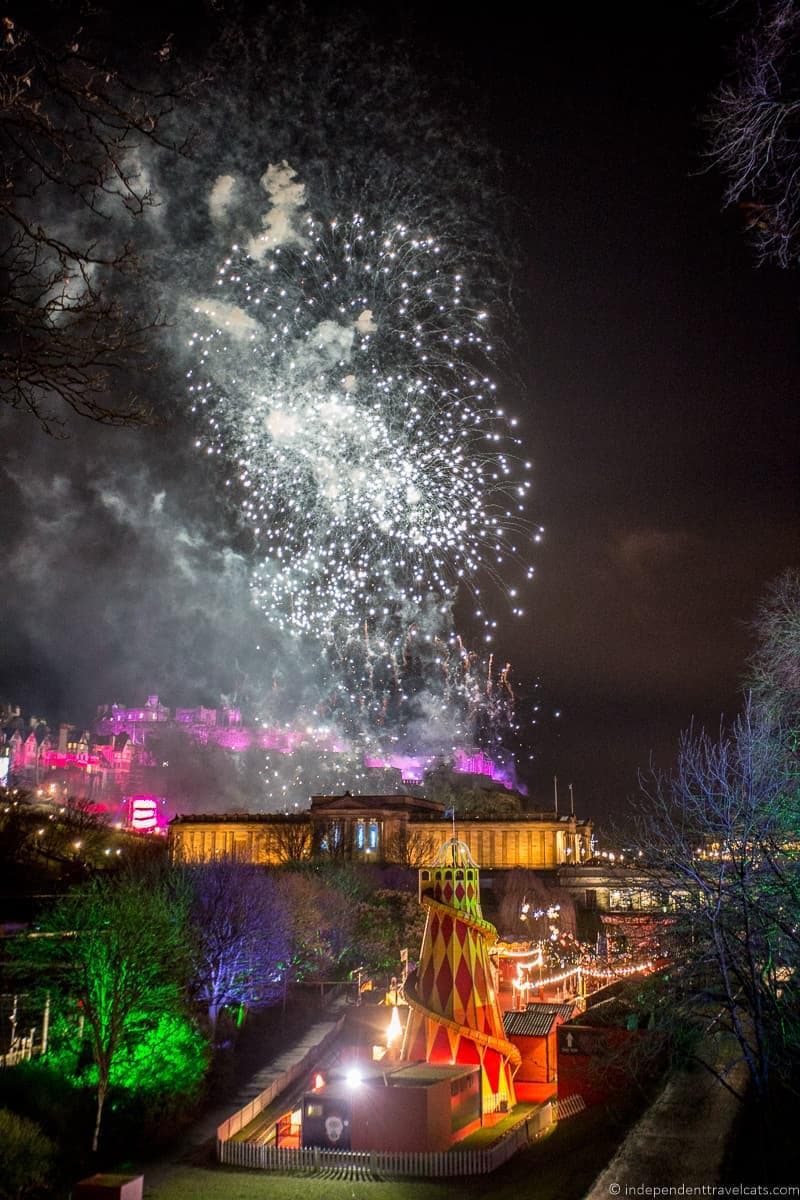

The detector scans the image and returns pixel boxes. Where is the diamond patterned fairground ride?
[402,838,520,1115]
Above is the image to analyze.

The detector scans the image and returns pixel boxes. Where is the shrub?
[0,1108,55,1199]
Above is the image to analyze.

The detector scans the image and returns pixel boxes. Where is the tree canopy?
[15,868,197,1151]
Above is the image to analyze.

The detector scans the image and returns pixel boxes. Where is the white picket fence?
[557,1092,587,1120]
[0,1035,36,1068]
[218,1100,555,1177]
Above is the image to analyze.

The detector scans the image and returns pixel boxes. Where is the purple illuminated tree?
[186,861,291,1039]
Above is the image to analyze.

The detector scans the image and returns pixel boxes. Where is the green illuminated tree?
[19,870,196,1152]
[43,1007,207,1143]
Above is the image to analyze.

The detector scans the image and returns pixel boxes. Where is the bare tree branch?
[0,12,195,432]
[707,1,800,266]
[633,693,800,1102]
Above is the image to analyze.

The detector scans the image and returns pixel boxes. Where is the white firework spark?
[188,213,539,652]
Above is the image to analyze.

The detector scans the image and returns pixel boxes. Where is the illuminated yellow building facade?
[416,818,589,869]
[169,793,592,869]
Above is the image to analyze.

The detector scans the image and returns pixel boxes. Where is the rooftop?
[504,1003,577,1038]
[169,811,309,824]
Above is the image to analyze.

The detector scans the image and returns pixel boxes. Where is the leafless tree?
[312,818,353,861]
[707,1,800,265]
[747,565,800,729]
[382,823,439,868]
[269,817,312,865]
[185,859,290,1040]
[634,696,800,1104]
[0,12,191,432]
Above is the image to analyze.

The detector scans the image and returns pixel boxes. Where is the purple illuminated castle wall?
[93,697,521,790]
[3,694,524,826]
[363,748,520,791]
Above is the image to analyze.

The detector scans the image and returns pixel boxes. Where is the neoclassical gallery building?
[168,792,593,870]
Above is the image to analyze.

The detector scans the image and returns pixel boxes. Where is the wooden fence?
[218,1099,555,1177]
[1,1034,36,1068]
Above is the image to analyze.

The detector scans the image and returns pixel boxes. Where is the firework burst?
[188,213,539,653]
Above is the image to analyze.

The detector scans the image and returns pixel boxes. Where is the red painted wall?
[557,1024,664,1107]
[512,1031,557,1084]
[351,1082,448,1152]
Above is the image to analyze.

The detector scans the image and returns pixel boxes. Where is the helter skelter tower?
[401,838,520,1114]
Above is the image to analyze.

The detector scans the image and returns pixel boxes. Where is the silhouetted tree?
[0,788,37,871]
[382,824,439,868]
[708,1,800,266]
[0,9,191,431]
[269,817,312,864]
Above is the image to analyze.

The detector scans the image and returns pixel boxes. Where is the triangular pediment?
[310,792,441,816]
[311,793,379,813]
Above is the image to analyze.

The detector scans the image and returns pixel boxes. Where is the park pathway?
[585,1054,748,1198]
[141,999,348,1196]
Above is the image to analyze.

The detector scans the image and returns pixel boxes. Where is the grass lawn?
[454,1101,537,1148]
[143,1098,643,1200]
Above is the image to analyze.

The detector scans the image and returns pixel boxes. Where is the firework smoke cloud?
[0,8,541,807]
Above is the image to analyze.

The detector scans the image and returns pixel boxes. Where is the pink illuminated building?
[2,693,525,827]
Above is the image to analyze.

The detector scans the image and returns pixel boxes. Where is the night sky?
[471,6,798,818]
[1,2,797,828]
[465,4,799,818]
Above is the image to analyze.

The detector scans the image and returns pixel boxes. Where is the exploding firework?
[188,214,539,649]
